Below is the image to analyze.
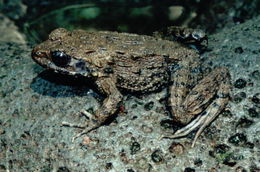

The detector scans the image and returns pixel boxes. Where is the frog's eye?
[51,51,71,67]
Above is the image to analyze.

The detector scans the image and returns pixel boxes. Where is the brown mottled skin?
[32,28,231,147]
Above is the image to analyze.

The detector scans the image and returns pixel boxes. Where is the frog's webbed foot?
[166,67,231,147]
[62,77,123,142]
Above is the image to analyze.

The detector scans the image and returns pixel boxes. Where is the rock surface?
[0,15,259,172]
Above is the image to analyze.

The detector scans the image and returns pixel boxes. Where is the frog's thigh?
[169,67,231,146]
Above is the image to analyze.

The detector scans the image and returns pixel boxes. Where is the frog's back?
[72,30,198,93]
[72,29,193,58]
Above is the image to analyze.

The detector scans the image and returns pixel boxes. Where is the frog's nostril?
[31,48,47,59]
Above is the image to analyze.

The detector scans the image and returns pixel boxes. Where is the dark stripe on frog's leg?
[166,67,231,147]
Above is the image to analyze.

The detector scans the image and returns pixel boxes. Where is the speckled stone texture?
[0,16,259,172]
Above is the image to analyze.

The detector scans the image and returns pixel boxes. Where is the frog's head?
[32,28,93,78]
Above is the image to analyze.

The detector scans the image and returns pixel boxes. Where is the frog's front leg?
[63,77,123,141]
[166,67,231,147]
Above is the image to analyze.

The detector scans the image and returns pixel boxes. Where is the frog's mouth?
[32,48,93,78]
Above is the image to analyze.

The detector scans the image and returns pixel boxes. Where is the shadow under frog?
[30,68,101,98]
[31,27,231,147]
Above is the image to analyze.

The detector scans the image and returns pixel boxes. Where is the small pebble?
[169,142,185,155]
[141,125,153,133]
[82,136,91,145]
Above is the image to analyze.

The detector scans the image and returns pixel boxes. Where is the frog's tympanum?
[32,27,231,147]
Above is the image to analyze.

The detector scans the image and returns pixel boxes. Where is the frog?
[31,27,231,147]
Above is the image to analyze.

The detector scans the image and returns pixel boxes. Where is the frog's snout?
[31,47,49,59]
[31,46,51,67]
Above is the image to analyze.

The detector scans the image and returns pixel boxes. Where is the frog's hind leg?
[166,67,231,147]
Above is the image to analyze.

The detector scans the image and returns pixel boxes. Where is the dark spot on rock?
[250,165,260,172]
[151,150,163,163]
[184,167,195,172]
[223,158,237,167]
[233,16,245,24]
[131,104,138,109]
[250,70,260,80]
[130,141,140,155]
[144,101,154,111]
[245,142,254,149]
[160,119,174,130]
[0,165,6,170]
[228,133,247,146]
[194,158,203,166]
[127,169,135,172]
[159,97,167,104]
[234,47,244,54]
[235,166,247,172]
[132,116,138,120]
[214,144,230,154]
[234,78,247,89]
[233,92,246,103]
[57,167,70,172]
[209,144,237,166]
[221,109,233,117]
[105,162,113,170]
[251,93,260,104]
[248,108,259,118]
[236,116,253,128]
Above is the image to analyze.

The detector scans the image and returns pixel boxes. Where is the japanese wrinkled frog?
[32,27,231,147]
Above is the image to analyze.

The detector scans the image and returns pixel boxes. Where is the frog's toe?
[71,125,98,142]
[62,120,99,142]
[165,113,208,139]
[161,113,208,146]
[80,109,95,120]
